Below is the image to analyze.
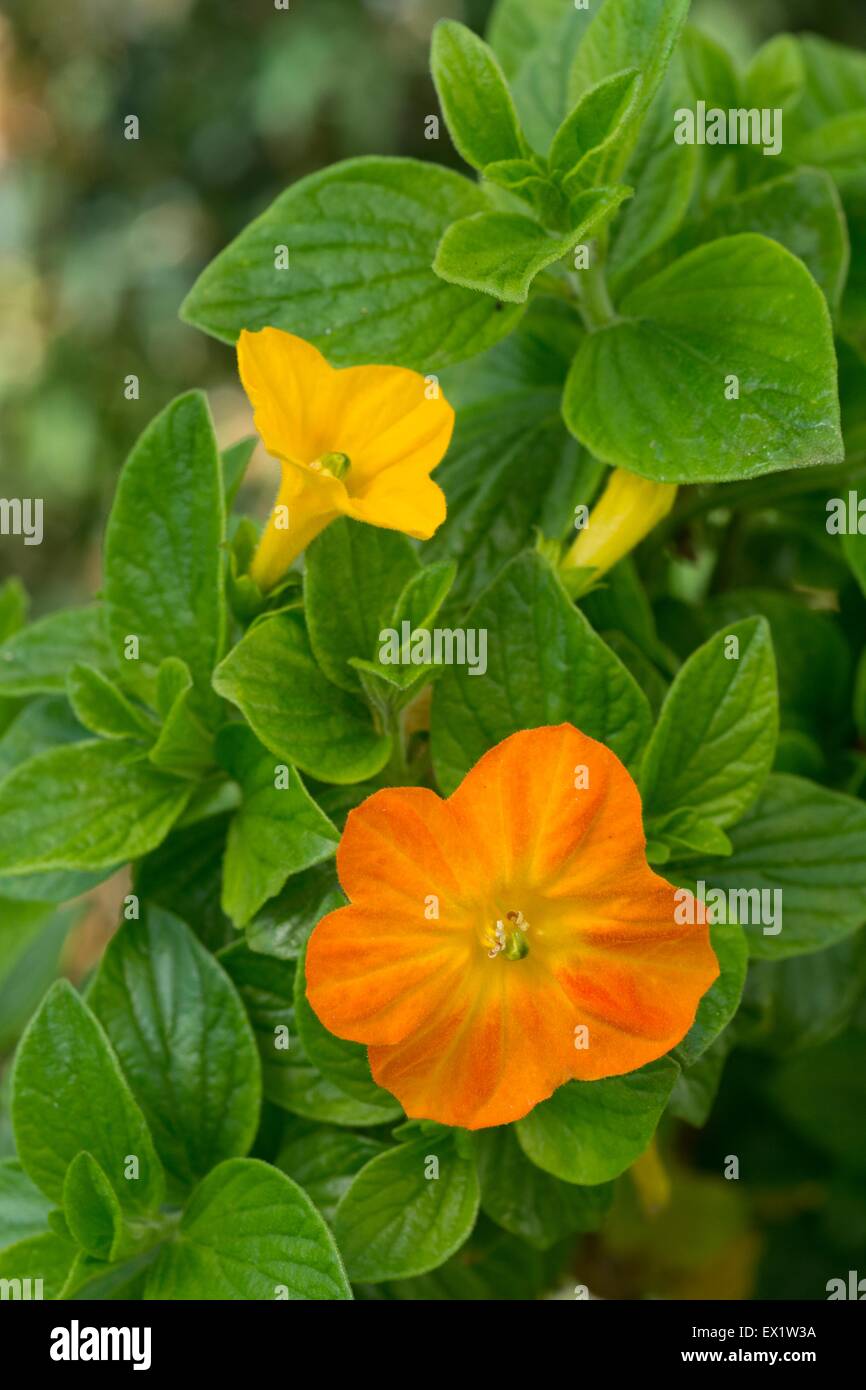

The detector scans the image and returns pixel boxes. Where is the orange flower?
[306,724,719,1130]
[237,328,454,590]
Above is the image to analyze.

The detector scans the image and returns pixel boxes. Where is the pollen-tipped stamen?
[311,451,350,480]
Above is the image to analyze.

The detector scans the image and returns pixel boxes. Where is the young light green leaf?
[692,774,866,959]
[0,606,112,697]
[305,519,419,694]
[145,1158,351,1300]
[568,0,690,170]
[334,1134,480,1282]
[474,1127,612,1250]
[431,552,652,793]
[640,618,778,829]
[549,68,641,186]
[213,612,391,785]
[62,1152,123,1262]
[218,724,338,927]
[11,980,165,1212]
[433,188,631,304]
[0,740,190,875]
[516,1057,680,1184]
[146,657,215,778]
[67,663,156,742]
[564,234,843,482]
[181,158,524,370]
[88,909,261,1194]
[430,20,526,170]
[104,391,226,720]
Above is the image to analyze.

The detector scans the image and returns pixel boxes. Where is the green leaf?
[0,740,190,876]
[740,932,866,1056]
[671,921,748,1068]
[568,0,690,169]
[549,68,641,187]
[647,809,733,860]
[692,774,866,959]
[134,812,234,953]
[0,697,86,782]
[180,157,524,371]
[145,1158,351,1300]
[103,391,226,720]
[474,1127,612,1250]
[67,663,155,741]
[624,170,850,312]
[334,1134,480,1282]
[606,51,700,285]
[305,519,419,694]
[667,1035,731,1128]
[705,588,852,749]
[0,605,112,697]
[428,301,592,605]
[498,5,595,152]
[146,657,215,778]
[487,0,567,80]
[293,945,402,1121]
[62,1152,123,1261]
[640,618,778,829]
[213,612,391,785]
[11,980,165,1212]
[430,20,525,171]
[433,188,631,304]
[563,234,843,482]
[0,907,73,1053]
[0,1158,54,1251]
[218,724,338,927]
[516,1057,680,1185]
[87,909,261,1194]
[219,942,385,1126]
[431,552,652,793]
[0,1230,77,1300]
[222,436,256,508]
[275,1120,387,1227]
[245,860,342,960]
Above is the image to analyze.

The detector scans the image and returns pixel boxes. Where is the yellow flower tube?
[563,468,678,582]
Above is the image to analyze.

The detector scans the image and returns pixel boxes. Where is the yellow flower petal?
[237,327,454,587]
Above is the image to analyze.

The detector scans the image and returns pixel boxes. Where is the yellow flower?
[237,328,454,590]
[564,468,677,582]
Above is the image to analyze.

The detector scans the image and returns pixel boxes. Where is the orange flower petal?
[306,725,719,1129]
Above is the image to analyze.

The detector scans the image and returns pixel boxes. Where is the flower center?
[310,451,350,481]
[487,909,529,961]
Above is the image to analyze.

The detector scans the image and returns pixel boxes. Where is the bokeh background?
[1,0,865,1301]
[3,0,866,606]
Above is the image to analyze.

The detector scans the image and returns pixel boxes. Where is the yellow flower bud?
[564,468,677,581]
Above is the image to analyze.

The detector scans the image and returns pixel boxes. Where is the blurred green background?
[2,0,866,607]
